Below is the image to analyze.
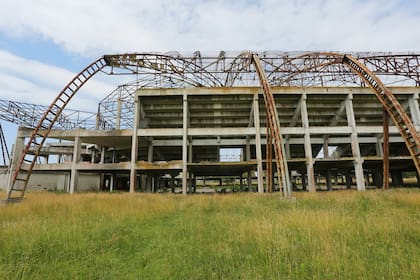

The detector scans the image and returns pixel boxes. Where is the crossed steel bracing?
[0,123,9,166]
[0,98,98,130]
[3,51,420,202]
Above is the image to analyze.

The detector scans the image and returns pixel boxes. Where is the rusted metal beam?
[252,54,291,197]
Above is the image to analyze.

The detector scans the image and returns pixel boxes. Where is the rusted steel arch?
[340,53,420,175]
[103,53,223,87]
[5,57,107,202]
[263,52,420,86]
[224,52,254,86]
[358,54,420,85]
[278,52,420,175]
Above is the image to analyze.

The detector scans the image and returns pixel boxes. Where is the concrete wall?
[0,172,100,192]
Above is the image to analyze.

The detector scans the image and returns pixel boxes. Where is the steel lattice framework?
[0,98,97,130]
[97,52,420,129]
[4,51,420,202]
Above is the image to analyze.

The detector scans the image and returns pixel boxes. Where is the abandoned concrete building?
[2,52,420,201]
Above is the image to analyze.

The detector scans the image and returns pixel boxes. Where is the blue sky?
[1,0,420,158]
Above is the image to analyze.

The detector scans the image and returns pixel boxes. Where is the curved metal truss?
[0,98,97,130]
[4,51,420,202]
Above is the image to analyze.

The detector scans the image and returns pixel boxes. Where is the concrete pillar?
[246,137,252,192]
[7,136,25,190]
[373,170,383,188]
[391,170,403,187]
[301,173,307,191]
[182,93,188,195]
[170,174,175,193]
[99,146,106,191]
[188,137,193,163]
[192,173,196,193]
[146,175,152,192]
[301,93,316,192]
[345,172,352,189]
[253,94,264,193]
[285,138,291,160]
[408,93,420,128]
[376,135,384,156]
[326,171,332,191]
[345,94,365,191]
[130,97,140,193]
[240,174,244,192]
[69,136,81,194]
[110,174,115,192]
[323,137,329,158]
[148,142,153,162]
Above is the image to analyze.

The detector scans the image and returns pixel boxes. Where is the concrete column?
[301,173,307,191]
[130,97,140,193]
[375,135,384,156]
[99,146,106,191]
[285,138,291,160]
[408,93,420,128]
[7,136,25,191]
[345,94,365,191]
[148,142,153,162]
[301,93,316,192]
[253,94,264,193]
[109,175,113,192]
[246,137,252,192]
[323,137,329,158]
[188,137,193,163]
[69,136,81,194]
[182,93,188,195]
[146,175,152,192]
[326,171,332,191]
[391,170,403,187]
[345,172,352,189]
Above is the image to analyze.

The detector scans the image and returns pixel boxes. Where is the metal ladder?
[4,58,107,202]
[342,55,420,175]
[252,54,291,197]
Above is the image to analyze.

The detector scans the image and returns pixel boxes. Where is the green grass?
[0,189,419,279]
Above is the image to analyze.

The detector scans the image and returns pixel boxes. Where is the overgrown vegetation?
[0,190,419,279]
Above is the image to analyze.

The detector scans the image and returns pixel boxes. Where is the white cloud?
[0,50,116,111]
[0,0,419,55]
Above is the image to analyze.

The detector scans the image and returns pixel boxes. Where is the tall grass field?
[0,189,419,279]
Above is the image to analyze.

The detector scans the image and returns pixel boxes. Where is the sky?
[1,0,420,157]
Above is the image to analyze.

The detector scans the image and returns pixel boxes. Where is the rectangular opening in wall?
[219,148,242,162]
